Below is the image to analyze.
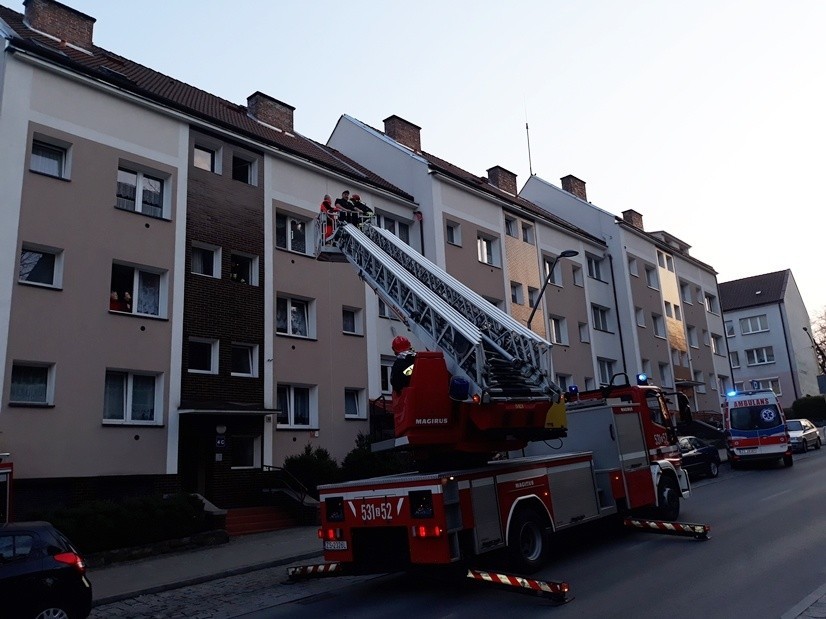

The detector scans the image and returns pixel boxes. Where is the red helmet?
[351,194,361,201]
[392,336,411,354]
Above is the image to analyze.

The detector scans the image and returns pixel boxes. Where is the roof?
[719,270,790,311]
[0,3,413,203]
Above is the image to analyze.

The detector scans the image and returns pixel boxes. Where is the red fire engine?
[312,219,691,576]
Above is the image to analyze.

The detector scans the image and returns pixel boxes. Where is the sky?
[51,0,826,318]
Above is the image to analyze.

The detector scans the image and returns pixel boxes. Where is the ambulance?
[722,389,793,468]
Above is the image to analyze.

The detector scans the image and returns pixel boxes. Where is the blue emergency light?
[636,373,649,386]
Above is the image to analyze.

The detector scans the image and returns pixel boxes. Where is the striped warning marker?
[287,562,342,580]
[624,518,710,540]
[466,568,571,603]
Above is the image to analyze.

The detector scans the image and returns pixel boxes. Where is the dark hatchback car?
[0,521,92,619]
[679,436,721,479]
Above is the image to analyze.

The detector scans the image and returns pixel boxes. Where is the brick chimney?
[24,0,95,49]
[560,175,587,201]
[622,209,644,230]
[247,91,294,133]
[383,115,421,152]
[487,166,517,195]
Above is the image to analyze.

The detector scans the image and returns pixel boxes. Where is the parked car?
[679,436,721,478]
[787,418,822,453]
[0,521,92,619]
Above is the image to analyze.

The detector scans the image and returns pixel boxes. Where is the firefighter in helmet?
[390,335,416,395]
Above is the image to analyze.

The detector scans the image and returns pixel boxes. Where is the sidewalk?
[88,526,322,605]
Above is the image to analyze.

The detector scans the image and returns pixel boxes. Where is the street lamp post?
[527,249,579,331]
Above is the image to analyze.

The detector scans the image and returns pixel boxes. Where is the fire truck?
[312,218,691,576]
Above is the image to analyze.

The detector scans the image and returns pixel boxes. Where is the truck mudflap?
[466,568,572,604]
[624,517,710,540]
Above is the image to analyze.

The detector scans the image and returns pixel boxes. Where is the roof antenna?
[524,100,534,176]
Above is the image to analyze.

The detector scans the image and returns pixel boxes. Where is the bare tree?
[807,307,826,376]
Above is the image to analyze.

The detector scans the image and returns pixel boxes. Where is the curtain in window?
[131,375,155,421]
[192,248,208,276]
[276,299,288,333]
[276,386,289,424]
[142,176,163,218]
[290,301,308,336]
[137,271,160,315]
[342,311,355,333]
[276,215,287,249]
[290,220,306,253]
[294,388,310,425]
[31,143,63,176]
[10,366,48,403]
[116,169,137,211]
[103,371,126,419]
[345,391,358,417]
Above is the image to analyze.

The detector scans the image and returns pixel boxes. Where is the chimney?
[622,209,644,230]
[247,91,294,133]
[560,175,587,201]
[487,166,517,195]
[384,115,421,152]
[24,0,95,49]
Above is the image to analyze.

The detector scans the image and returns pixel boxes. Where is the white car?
[786,418,822,453]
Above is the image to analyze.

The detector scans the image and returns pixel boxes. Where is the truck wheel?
[507,507,547,574]
[783,454,794,467]
[656,476,680,521]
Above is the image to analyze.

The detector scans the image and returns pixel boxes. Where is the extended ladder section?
[324,220,562,403]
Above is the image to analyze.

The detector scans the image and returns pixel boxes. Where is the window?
[598,358,615,385]
[10,363,53,405]
[704,292,718,314]
[635,307,645,327]
[191,243,220,278]
[740,315,768,335]
[18,244,63,288]
[380,358,393,394]
[572,265,584,286]
[746,346,774,365]
[659,362,672,388]
[103,371,160,424]
[657,251,665,268]
[277,296,311,337]
[652,313,665,338]
[584,377,595,390]
[0,534,34,560]
[30,139,68,178]
[579,322,590,343]
[543,255,562,285]
[116,167,166,218]
[521,223,534,244]
[527,287,539,308]
[657,250,674,272]
[510,282,524,305]
[673,304,682,321]
[193,146,216,172]
[345,388,365,419]
[505,217,517,237]
[725,320,735,337]
[711,334,724,356]
[277,384,313,427]
[276,213,310,255]
[549,316,566,345]
[189,338,218,374]
[555,374,570,391]
[592,305,609,332]
[378,299,400,320]
[645,266,658,289]
[718,375,730,394]
[231,155,257,185]
[110,263,164,317]
[641,359,652,378]
[378,215,410,244]
[628,257,638,277]
[587,256,604,281]
[729,351,740,368]
[752,377,781,394]
[477,234,500,266]
[687,325,698,348]
[664,302,673,318]
[342,307,362,334]
[230,435,260,469]
[694,371,706,393]
[680,282,692,304]
[446,221,461,245]
[230,252,258,285]
[702,329,710,346]
[231,343,258,377]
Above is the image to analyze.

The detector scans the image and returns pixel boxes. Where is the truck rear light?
[412,525,443,538]
[409,490,434,518]
[318,527,343,541]
[325,496,345,522]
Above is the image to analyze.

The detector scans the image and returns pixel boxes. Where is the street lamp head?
[560,250,579,259]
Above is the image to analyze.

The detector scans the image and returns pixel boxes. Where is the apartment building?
[719,270,820,404]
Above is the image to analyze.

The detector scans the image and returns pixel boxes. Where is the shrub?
[283,444,340,499]
[790,395,826,423]
[340,433,414,481]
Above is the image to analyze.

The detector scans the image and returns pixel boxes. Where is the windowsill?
[18,280,62,291]
[588,277,608,284]
[188,369,218,375]
[647,286,660,291]
[345,416,368,421]
[8,402,54,408]
[109,310,168,321]
[29,169,70,182]
[230,373,258,378]
[446,241,462,247]
[276,426,319,431]
[654,334,667,340]
[102,421,164,427]
[477,261,502,269]
[114,205,171,222]
[191,272,221,279]
[343,331,364,337]
[229,280,259,286]
[276,333,316,341]
[275,246,314,258]
[593,328,614,334]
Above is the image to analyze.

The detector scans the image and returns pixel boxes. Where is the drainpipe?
[778,300,800,400]
[607,254,627,374]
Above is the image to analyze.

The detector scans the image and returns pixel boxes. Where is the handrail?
[262,465,311,506]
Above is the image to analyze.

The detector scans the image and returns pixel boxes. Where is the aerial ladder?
[316,216,567,466]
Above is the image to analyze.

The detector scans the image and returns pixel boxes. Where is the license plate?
[738,447,757,452]
[324,540,348,550]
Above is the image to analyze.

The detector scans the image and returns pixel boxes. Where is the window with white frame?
[521,222,534,244]
[342,307,362,335]
[378,214,410,244]
[378,298,401,320]
[745,346,774,365]
[446,220,461,246]
[740,315,768,335]
[191,242,221,278]
[673,304,682,321]
[645,266,658,289]
[592,305,609,332]
[110,263,165,317]
[276,384,314,427]
[680,282,692,304]
[598,358,615,385]
[725,320,734,337]
[730,351,740,368]
[666,254,674,272]
[708,372,717,391]
[510,282,524,305]
[477,233,500,266]
[671,348,681,366]
[9,362,54,405]
[704,292,718,314]
[694,371,706,393]
[380,357,393,394]
[718,375,730,394]
[527,287,539,308]
[116,166,167,219]
[587,256,604,281]
[628,257,639,277]
[664,302,673,318]
[30,137,71,179]
[753,377,781,394]
[579,322,590,343]
[230,435,260,469]
[18,243,63,288]
[657,251,666,269]
[687,325,698,348]
[554,374,570,391]
[702,329,710,346]
[103,370,160,424]
[711,334,724,356]
[549,316,566,345]
[231,343,258,377]
[572,265,584,286]
[188,338,218,374]
[659,362,672,388]
[276,296,312,337]
[652,313,665,337]
[636,308,646,327]
[641,358,652,378]
[230,252,258,285]
[505,217,517,237]
[276,212,310,255]
[584,377,595,390]
[344,388,365,419]
[193,145,217,172]
[543,255,562,285]
[231,154,257,185]
[734,381,744,392]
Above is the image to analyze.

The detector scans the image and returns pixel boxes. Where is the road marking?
[760,489,792,502]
